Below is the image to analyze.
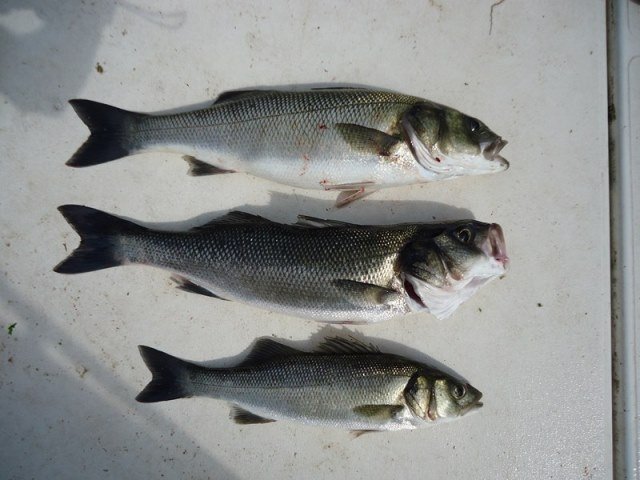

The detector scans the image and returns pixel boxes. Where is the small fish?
[67,87,508,206]
[53,205,508,322]
[136,336,483,433]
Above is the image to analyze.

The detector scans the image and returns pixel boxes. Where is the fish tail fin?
[136,346,198,403]
[53,205,146,274]
[67,99,143,167]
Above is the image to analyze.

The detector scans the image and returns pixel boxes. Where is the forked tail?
[136,346,199,403]
[67,100,144,167]
[53,205,146,274]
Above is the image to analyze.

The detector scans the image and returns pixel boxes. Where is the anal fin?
[171,275,228,300]
[183,155,235,176]
[230,405,276,425]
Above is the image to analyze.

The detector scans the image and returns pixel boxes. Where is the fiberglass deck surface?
[0,1,612,478]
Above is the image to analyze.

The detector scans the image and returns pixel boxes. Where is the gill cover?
[404,374,431,420]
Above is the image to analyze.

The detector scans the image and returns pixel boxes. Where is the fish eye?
[452,384,466,399]
[467,117,480,133]
[456,228,473,244]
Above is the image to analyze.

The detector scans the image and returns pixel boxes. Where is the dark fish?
[54,205,508,322]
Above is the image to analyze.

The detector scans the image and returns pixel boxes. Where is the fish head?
[404,371,483,422]
[430,377,483,420]
[402,103,508,180]
[400,221,509,319]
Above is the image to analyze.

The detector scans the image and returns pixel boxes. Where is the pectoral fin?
[335,123,400,156]
[334,280,401,306]
[353,404,403,421]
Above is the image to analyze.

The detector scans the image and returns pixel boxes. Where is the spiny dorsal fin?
[315,336,381,355]
[230,405,276,424]
[335,123,400,156]
[190,211,273,231]
[213,89,277,105]
[294,215,358,228]
[237,338,303,367]
[310,86,362,91]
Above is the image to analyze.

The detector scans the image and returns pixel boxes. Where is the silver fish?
[67,88,508,206]
[53,205,508,322]
[136,336,483,432]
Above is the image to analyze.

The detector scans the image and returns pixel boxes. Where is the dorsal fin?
[237,338,302,367]
[294,215,358,228]
[310,86,362,91]
[315,336,380,355]
[213,89,277,105]
[190,211,273,231]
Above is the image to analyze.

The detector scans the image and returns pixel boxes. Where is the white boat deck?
[1,1,632,478]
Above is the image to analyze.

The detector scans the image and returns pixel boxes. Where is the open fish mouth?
[483,224,509,268]
[481,138,509,170]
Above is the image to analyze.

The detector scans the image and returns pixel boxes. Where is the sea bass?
[54,206,508,322]
[136,336,483,432]
[67,88,508,206]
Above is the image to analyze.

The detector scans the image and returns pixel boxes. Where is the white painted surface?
[610,0,640,478]
[0,1,611,479]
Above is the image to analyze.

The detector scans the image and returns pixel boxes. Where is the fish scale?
[68,87,508,204]
[201,356,415,429]
[131,90,419,188]
[136,337,484,431]
[123,224,414,323]
[54,205,508,322]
